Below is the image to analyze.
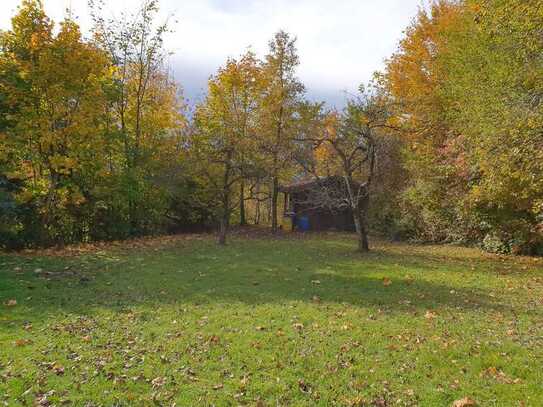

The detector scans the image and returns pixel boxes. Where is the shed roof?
[279,175,358,194]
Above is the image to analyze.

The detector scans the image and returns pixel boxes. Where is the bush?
[482,233,511,254]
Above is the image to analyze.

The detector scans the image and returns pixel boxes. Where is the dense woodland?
[0,0,542,254]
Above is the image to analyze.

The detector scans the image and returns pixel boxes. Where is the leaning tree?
[296,86,394,252]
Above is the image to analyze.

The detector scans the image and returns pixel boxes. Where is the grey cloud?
[1,0,423,108]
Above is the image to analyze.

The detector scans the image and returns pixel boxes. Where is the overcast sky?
[0,0,424,108]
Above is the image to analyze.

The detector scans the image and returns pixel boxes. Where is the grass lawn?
[1,230,542,406]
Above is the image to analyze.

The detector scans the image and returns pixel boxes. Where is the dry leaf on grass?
[298,379,311,393]
[452,397,477,407]
[151,376,166,388]
[425,310,437,319]
[52,363,65,375]
[14,339,31,347]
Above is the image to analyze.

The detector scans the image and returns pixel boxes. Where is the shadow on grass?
[0,234,520,324]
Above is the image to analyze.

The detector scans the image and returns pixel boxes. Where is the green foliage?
[1,0,541,255]
[384,0,543,253]
[481,232,511,255]
[259,31,306,232]
[0,0,202,248]
[190,52,262,243]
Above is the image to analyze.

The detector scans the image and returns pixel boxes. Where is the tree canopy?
[1,0,541,254]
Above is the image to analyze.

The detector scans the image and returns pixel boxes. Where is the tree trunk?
[351,191,370,252]
[359,218,370,252]
[218,157,231,245]
[218,213,228,245]
[239,180,246,226]
[218,194,229,245]
[271,176,279,233]
[254,183,260,225]
[352,206,369,252]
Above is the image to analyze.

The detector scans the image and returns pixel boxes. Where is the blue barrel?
[297,216,310,232]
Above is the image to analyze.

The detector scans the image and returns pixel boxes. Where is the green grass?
[1,231,542,406]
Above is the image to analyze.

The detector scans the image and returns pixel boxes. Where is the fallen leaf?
[298,379,311,393]
[5,299,17,307]
[372,396,387,406]
[52,363,65,375]
[382,278,392,287]
[151,376,166,388]
[424,310,437,320]
[14,339,31,347]
[452,397,477,407]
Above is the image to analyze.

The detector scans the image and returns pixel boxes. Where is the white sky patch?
[0,0,424,107]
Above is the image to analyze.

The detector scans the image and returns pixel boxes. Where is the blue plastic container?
[297,216,310,232]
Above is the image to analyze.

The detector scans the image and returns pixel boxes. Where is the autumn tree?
[259,31,305,233]
[441,0,543,252]
[89,0,184,234]
[0,0,190,248]
[384,1,467,241]
[191,53,261,244]
[384,0,543,253]
[297,87,393,252]
[0,0,111,245]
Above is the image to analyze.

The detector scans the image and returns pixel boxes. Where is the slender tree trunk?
[352,206,369,252]
[345,175,370,253]
[239,180,246,226]
[267,194,272,223]
[218,213,228,245]
[271,176,279,233]
[359,217,370,252]
[218,157,231,245]
[254,183,260,225]
[218,192,229,245]
[360,194,370,251]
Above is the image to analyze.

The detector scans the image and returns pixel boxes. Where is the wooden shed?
[279,176,356,232]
